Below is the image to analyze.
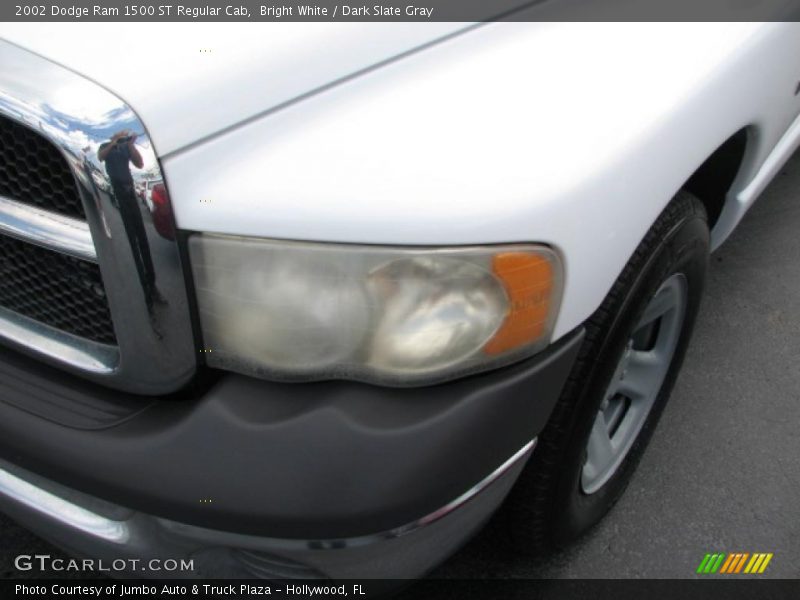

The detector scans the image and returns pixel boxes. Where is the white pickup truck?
[0,21,799,580]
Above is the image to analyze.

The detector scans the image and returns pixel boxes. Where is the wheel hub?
[580,273,688,495]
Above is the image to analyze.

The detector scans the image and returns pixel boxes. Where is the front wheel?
[503,191,709,553]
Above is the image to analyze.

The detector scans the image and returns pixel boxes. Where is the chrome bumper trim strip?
[366,438,535,543]
[0,194,96,262]
[0,467,129,543]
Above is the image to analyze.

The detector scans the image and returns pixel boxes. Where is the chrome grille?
[0,40,196,394]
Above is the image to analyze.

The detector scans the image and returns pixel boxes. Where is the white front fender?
[162,22,800,341]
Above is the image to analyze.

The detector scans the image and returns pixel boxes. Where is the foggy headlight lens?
[189,235,562,386]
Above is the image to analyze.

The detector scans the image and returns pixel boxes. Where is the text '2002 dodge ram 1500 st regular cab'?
[0,20,799,580]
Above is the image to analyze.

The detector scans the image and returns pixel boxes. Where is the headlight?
[189,235,563,386]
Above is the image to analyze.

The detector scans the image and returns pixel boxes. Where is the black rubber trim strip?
[0,327,583,539]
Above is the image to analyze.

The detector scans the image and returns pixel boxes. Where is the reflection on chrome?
[0,40,196,394]
[97,129,164,311]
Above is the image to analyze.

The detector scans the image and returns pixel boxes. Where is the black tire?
[502,191,709,553]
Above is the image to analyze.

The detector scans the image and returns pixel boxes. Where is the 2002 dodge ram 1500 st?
[0,20,799,580]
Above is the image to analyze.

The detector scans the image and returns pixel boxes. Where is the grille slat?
[0,194,97,261]
[0,116,86,220]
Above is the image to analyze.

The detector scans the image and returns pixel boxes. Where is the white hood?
[0,23,470,156]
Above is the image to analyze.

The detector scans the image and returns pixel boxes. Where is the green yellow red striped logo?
[696,552,773,574]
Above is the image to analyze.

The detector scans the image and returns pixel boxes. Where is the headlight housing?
[189,235,563,386]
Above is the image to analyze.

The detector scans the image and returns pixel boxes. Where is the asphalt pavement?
[1,151,799,581]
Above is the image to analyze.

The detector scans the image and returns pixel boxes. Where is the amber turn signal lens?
[484,252,555,355]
